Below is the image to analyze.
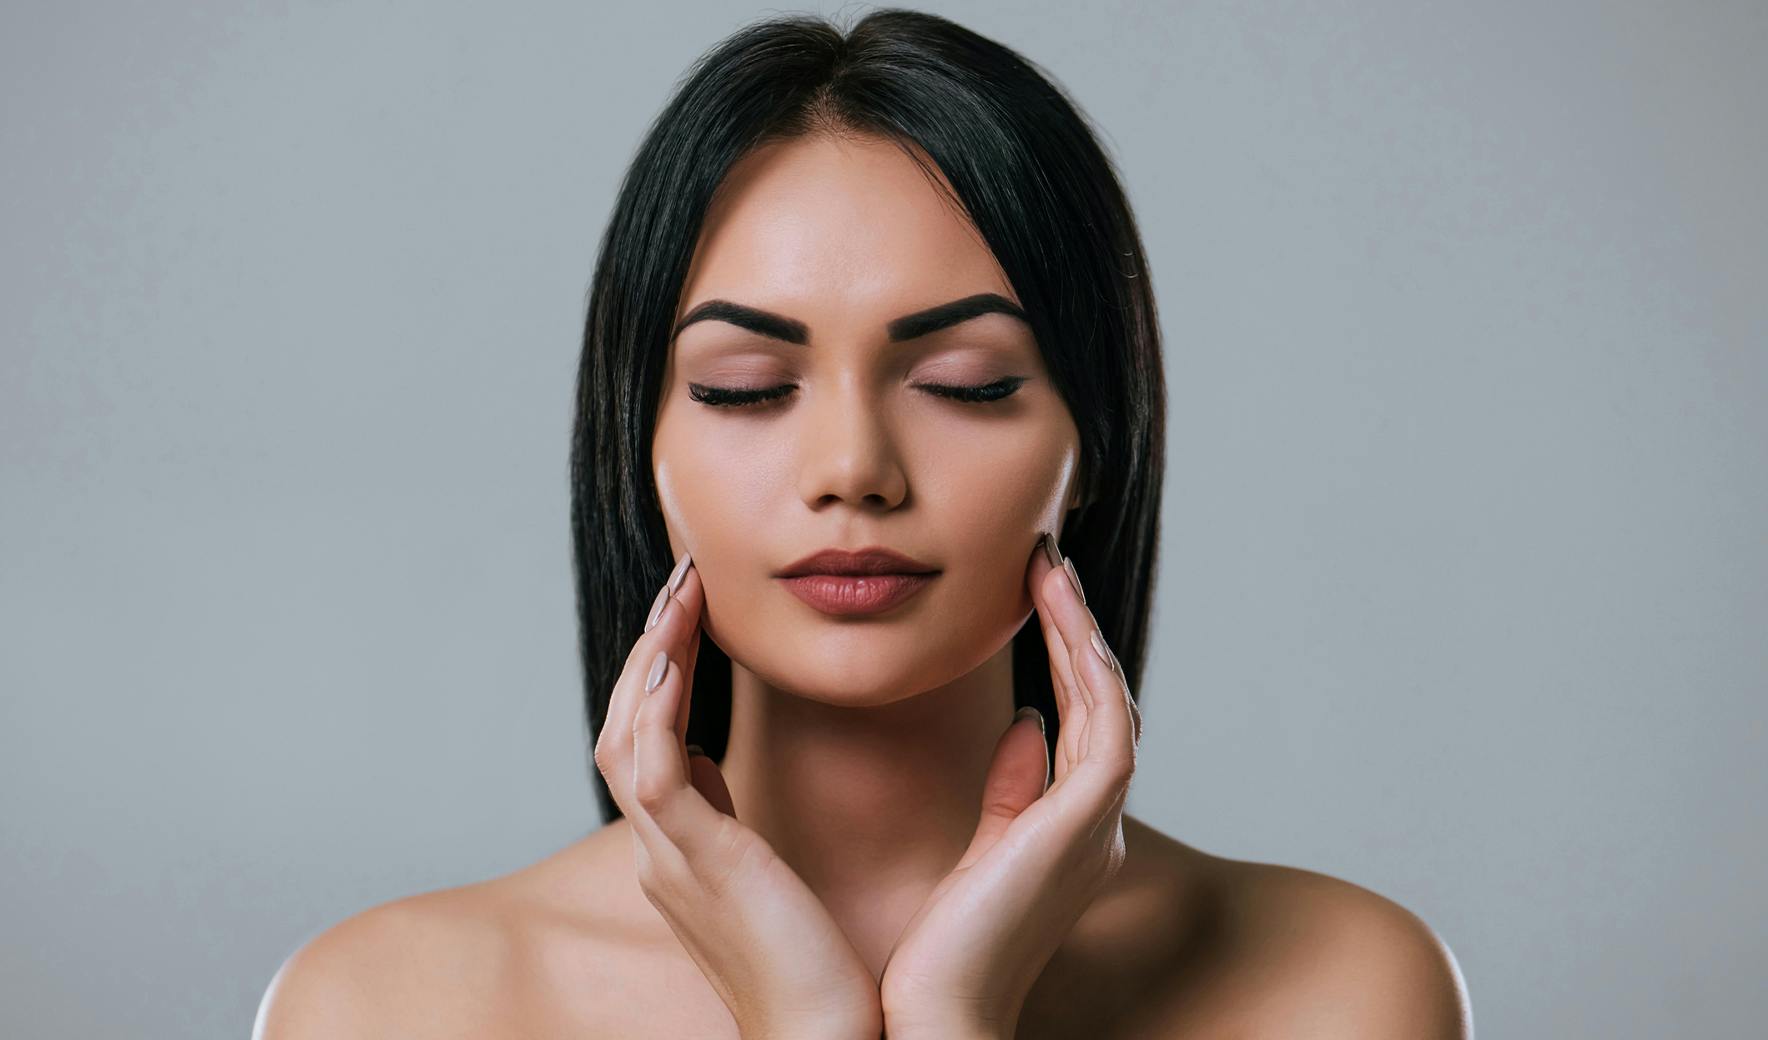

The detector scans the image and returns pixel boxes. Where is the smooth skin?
[254,132,1472,1038]
[609,553,883,1038]
[872,532,1141,1039]
[605,532,1142,1038]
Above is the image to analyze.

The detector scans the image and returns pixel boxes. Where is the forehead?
[677,134,1017,328]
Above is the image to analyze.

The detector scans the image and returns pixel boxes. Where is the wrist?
[879,975,1023,1038]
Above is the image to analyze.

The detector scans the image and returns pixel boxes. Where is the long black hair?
[570,8,1165,824]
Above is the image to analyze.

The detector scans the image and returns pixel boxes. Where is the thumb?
[960,707,1050,867]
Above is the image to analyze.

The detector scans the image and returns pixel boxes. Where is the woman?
[256,9,1471,1038]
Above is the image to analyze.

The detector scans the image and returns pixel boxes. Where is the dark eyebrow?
[670,292,1028,345]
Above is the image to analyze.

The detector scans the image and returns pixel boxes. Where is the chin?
[783,628,938,700]
[738,617,1011,705]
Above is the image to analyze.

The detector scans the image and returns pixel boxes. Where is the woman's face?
[652,132,1080,704]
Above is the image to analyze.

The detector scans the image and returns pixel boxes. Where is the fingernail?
[644,650,669,693]
[666,551,693,596]
[644,583,670,632]
[1088,627,1111,666]
[1063,556,1086,605]
[1039,531,1063,571]
[686,743,704,758]
[1015,705,1045,734]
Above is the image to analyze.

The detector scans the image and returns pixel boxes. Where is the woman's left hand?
[877,531,1144,1039]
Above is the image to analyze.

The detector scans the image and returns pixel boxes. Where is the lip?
[780,573,939,616]
[776,545,941,617]
[776,546,939,578]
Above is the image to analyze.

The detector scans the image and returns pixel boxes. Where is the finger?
[664,566,707,740]
[1038,547,1136,796]
[1027,532,1080,713]
[1097,625,1141,754]
[630,637,725,853]
[1067,615,1138,801]
[605,552,695,738]
[1029,533,1089,781]
[1082,608,1138,746]
[1092,626,1142,747]
[674,627,702,740]
[1081,596,1141,749]
[630,640,687,807]
[596,551,698,811]
[1034,536,1103,769]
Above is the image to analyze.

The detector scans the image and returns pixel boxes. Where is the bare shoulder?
[251,879,528,1040]
[1155,832,1474,1039]
[1038,816,1473,1039]
[250,829,642,1040]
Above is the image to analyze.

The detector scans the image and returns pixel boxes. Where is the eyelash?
[687,377,1027,408]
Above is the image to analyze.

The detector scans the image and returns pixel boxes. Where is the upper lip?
[777,546,940,578]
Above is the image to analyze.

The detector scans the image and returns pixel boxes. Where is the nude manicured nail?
[1063,556,1086,605]
[1088,627,1111,666]
[644,650,669,693]
[1040,531,1063,571]
[644,583,670,632]
[666,551,693,596]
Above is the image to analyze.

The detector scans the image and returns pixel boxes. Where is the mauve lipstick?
[776,546,940,617]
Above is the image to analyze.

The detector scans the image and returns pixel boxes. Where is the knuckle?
[631,840,668,885]
[633,852,687,907]
[632,770,677,816]
[591,738,617,778]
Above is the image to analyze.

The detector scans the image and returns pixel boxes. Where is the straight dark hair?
[570,8,1165,824]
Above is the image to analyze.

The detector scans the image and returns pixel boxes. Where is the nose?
[795,374,909,512]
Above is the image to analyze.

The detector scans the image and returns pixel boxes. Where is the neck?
[715,640,1020,965]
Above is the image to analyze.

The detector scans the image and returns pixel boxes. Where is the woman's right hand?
[593,552,883,1040]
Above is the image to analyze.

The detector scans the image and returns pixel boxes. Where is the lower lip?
[779,573,939,616]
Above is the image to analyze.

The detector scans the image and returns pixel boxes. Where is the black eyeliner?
[686,377,1026,408]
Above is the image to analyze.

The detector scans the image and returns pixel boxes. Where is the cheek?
[653,419,782,552]
[914,415,1076,548]
[653,409,794,652]
[915,417,1075,622]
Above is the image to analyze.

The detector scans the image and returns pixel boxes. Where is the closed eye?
[687,377,1027,408]
[686,382,796,407]
[922,377,1027,403]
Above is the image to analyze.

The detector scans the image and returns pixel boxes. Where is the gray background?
[3,1,1763,1036]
